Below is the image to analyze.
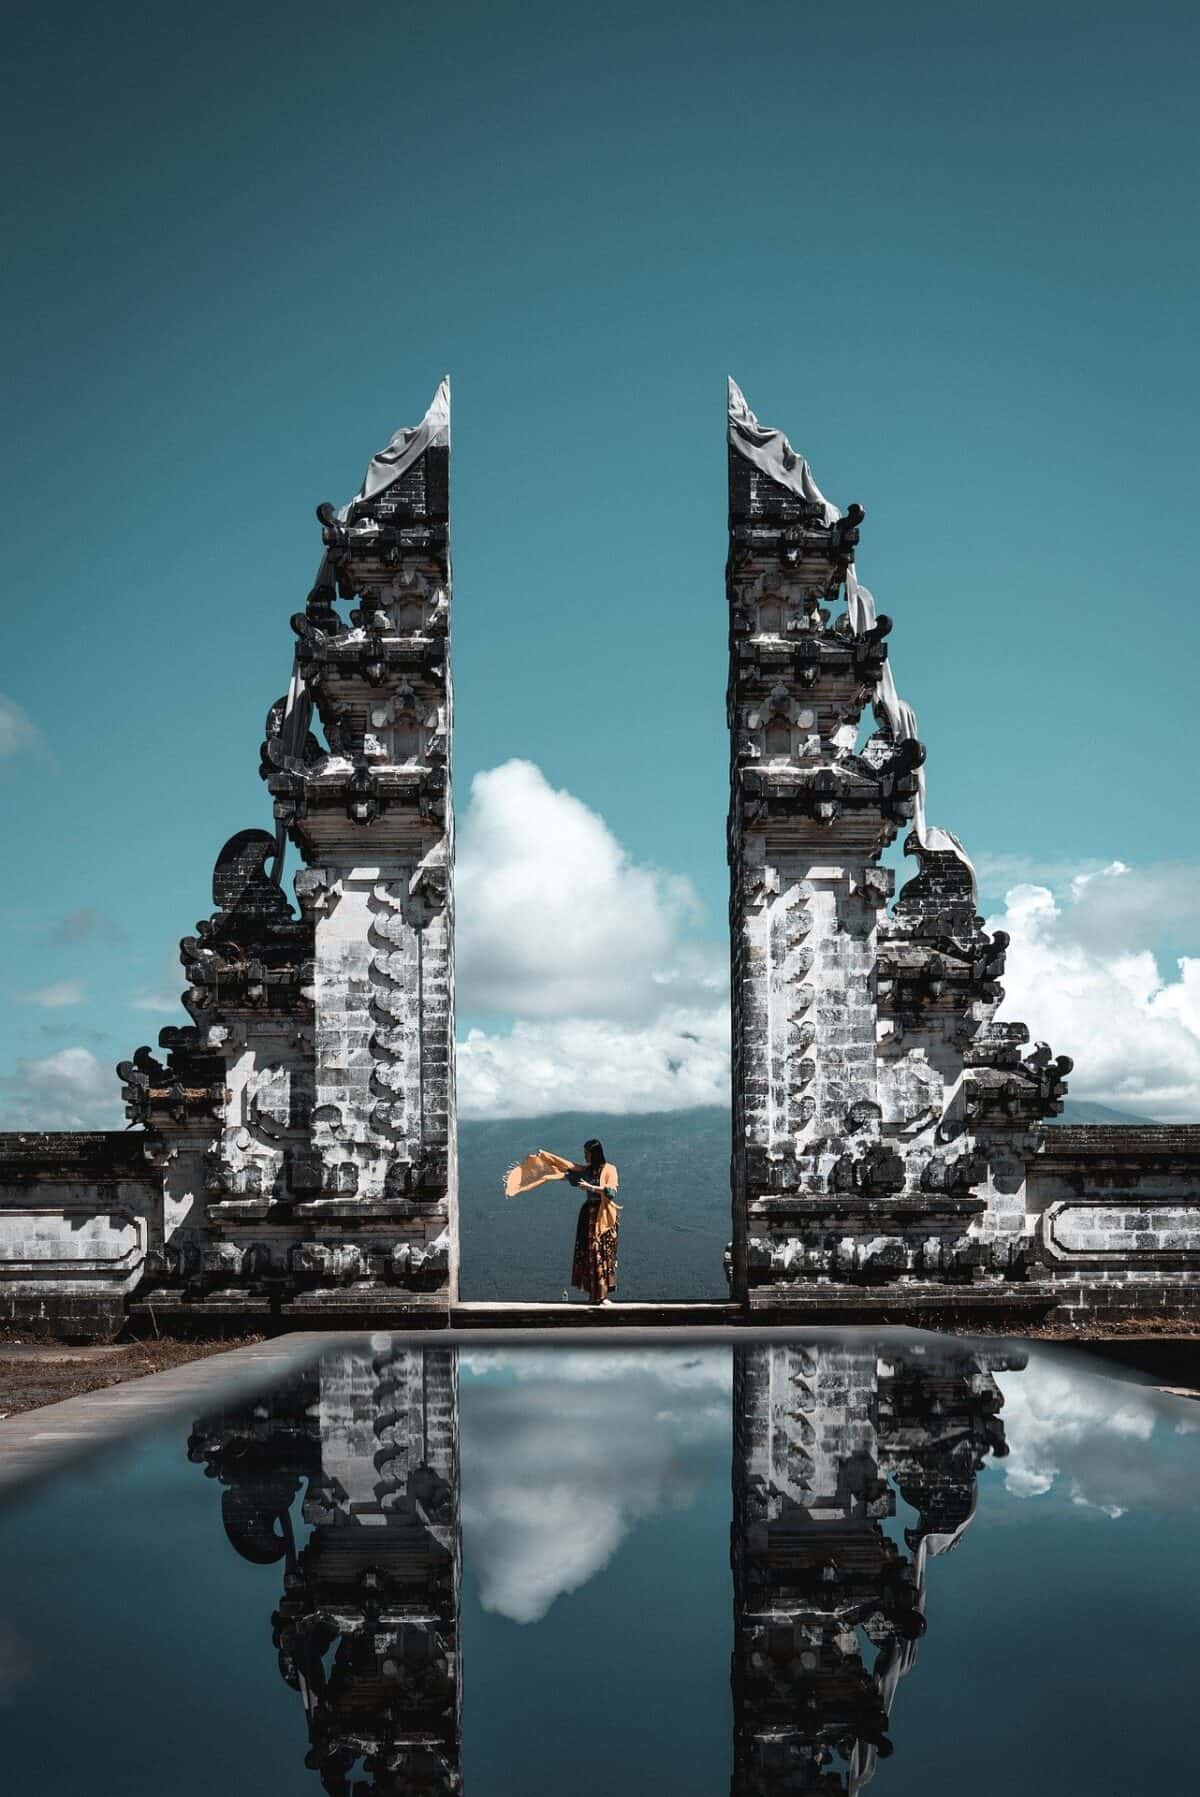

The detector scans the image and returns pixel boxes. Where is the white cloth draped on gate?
[726,378,974,895]
[727,377,841,527]
[339,376,451,519]
[845,565,976,891]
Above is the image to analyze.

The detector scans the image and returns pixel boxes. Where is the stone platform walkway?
[0,1335,331,1499]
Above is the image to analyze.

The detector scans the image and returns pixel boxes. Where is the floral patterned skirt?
[571,1199,618,1302]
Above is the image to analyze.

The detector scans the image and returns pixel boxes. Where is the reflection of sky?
[460,1348,731,1622]
[894,1350,1200,1797]
[457,1345,1200,1637]
[0,1618,31,1709]
[0,1434,310,1791]
[993,1355,1200,1520]
[455,1341,1200,1797]
[459,1348,734,1796]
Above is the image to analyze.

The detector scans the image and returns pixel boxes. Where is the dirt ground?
[0,1336,264,1419]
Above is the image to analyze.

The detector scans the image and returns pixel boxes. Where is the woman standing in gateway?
[503,1137,621,1304]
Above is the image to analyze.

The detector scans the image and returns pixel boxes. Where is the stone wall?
[0,1134,160,1339]
[1027,1127,1200,1322]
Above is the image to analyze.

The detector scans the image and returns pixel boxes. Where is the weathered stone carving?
[119,382,458,1324]
[726,383,1082,1308]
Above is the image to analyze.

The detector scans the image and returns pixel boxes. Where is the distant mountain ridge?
[457,1100,1156,1301]
[459,1108,731,1301]
[1052,1100,1155,1125]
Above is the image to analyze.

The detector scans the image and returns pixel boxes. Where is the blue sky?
[2,0,1198,1124]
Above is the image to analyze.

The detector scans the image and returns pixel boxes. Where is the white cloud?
[0,1046,123,1130]
[995,1358,1195,1517]
[44,908,125,947]
[457,1006,730,1119]
[460,1350,730,1623]
[1059,860,1200,955]
[455,761,729,1117]
[15,979,86,1009]
[456,760,722,1019]
[972,851,1113,900]
[0,695,39,761]
[130,947,186,1015]
[0,1621,33,1709]
[988,862,1200,1120]
[130,989,183,1015]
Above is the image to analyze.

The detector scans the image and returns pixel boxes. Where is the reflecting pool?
[2,1332,1198,1794]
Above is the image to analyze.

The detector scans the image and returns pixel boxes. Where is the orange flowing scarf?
[503,1150,621,1236]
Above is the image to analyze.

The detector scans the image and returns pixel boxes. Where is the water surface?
[0,1332,1196,1794]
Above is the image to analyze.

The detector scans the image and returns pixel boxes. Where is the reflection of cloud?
[994,1358,1195,1518]
[460,1350,730,1623]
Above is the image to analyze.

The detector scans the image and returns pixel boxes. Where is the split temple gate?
[1,380,1197,1336]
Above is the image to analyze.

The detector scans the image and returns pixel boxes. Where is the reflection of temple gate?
[731,1338,1024,1794]
[189,1341,460,1795]
[188,1334,1027,1794]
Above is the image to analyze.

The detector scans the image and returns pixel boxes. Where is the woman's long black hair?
[583,1137,605,1170]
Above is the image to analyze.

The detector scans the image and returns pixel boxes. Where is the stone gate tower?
[118,383,458,1324]
[726,381,1072,1312]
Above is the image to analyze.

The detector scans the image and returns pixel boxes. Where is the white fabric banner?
[727,377,840,526]
[841,570,977,891]
[339,376,451,519]
[726,383,971,888]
